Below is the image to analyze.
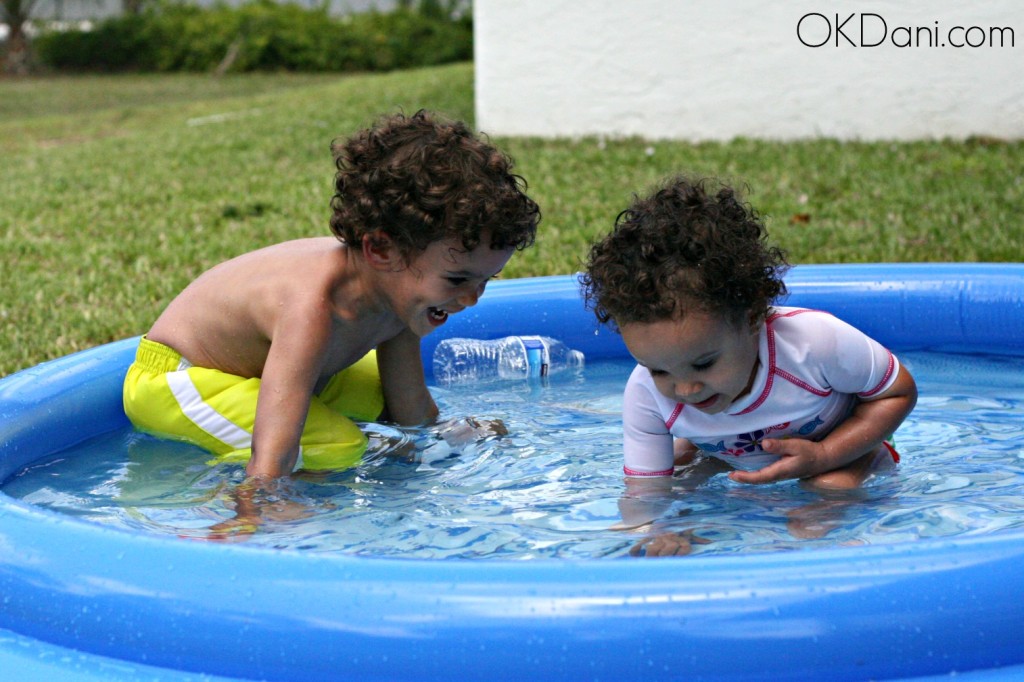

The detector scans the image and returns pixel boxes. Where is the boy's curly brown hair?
[581,176,789,330]
[330,110,540,260]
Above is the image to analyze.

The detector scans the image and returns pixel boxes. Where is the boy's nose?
[457,282,485,308]
[457,289,480,308]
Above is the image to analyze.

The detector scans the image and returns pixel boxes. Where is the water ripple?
[3,352,1023,559]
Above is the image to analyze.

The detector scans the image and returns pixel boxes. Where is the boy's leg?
[123,337,255,457]
[316,351,385,422]
[297,351,386,470]
[123,338,382,472]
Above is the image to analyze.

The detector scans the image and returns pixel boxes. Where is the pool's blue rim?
[2,263,1024,682]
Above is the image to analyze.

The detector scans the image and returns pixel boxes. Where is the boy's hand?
[437,416,508,447]
[629,529,711,557]
[728,437,826,484]
[193,516,261,543]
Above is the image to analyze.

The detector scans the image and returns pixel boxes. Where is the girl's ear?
[747,310,764,334]
[362,231,401,270]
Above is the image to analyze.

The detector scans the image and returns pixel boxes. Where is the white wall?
[475,1,1023,141]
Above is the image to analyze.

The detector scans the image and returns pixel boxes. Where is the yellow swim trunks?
[122,337,384,471]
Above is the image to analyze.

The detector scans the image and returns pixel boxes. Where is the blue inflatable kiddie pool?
[2,263,1024,681]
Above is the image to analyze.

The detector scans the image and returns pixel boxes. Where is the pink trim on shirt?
[738,309,834,415]
[775,368,832,396]
[772,308,894,398]
[624,466,674,477]
[665,403,684,430]
[736,317,777,415]
[859,350,896,397]
[768,308,824,321]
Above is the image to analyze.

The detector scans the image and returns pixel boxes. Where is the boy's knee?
[298,434,369,472]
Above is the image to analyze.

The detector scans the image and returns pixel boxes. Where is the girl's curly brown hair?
[581,176,789,330]
[330,110,539,260]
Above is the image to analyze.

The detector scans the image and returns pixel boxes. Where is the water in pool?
[4,351,1023,559]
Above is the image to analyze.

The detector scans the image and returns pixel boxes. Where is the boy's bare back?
[148,237,399,389]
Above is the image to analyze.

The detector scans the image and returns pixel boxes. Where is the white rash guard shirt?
[621,307,901,477]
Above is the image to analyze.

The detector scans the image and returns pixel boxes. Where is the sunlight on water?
[4,352,1023,559]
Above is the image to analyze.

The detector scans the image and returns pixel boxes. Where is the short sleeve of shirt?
[621,365,675,477]
[808,312,900,398]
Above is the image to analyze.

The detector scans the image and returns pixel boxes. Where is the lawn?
[2,62,1022,376]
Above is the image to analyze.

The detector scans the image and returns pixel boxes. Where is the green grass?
[2,62,1022,377]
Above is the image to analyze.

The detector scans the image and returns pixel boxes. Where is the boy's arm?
[246,310,331,478]
[729,364,917,484]
[376,327,439,426]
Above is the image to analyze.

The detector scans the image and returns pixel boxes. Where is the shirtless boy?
[124,111,540,479]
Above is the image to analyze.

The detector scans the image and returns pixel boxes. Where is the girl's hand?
[731,364,917,487]
[728,437,826,484]
[629,529,711,557]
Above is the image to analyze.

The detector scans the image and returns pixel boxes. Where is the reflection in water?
[4,352,1024,559]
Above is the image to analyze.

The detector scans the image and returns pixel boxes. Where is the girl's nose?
[674,380,704,399]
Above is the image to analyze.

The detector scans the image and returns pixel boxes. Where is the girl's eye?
[649,369,668,377]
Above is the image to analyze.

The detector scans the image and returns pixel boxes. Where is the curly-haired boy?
[582,177,916,554]
[124,111,540,479]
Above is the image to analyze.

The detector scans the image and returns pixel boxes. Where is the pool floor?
[4,351,1023,559]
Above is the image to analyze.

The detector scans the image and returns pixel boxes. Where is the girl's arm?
[616,474,676,530]
[615,373,682,527]
[729,364,917,484]
[617,442,729,528]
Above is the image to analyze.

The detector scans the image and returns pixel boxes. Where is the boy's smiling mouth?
[428,307,449,325]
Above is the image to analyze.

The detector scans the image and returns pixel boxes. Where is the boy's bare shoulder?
[213,237,355,315]
[228,237,342,267]
[199,238,346,288]
[149,237,358,374]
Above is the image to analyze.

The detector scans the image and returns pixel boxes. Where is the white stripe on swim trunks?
[165,371,252,450]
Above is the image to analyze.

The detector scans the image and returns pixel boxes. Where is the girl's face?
[620,310,761,414]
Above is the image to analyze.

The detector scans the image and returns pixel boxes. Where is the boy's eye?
[448,275,498,287]
[649,369,668,377]
[692,359,716,371]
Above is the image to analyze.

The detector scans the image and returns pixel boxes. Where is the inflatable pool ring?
[2,263,1024,681]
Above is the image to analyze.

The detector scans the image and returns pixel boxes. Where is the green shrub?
[33,0,472,73]
[35,14,160,71]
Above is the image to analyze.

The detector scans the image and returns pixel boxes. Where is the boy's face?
[620,310,760,414]
[393,234,513,337]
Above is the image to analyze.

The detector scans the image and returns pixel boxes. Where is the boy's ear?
[362,231,401,270]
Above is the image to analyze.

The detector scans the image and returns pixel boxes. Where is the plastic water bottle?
[432,336,585,384]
